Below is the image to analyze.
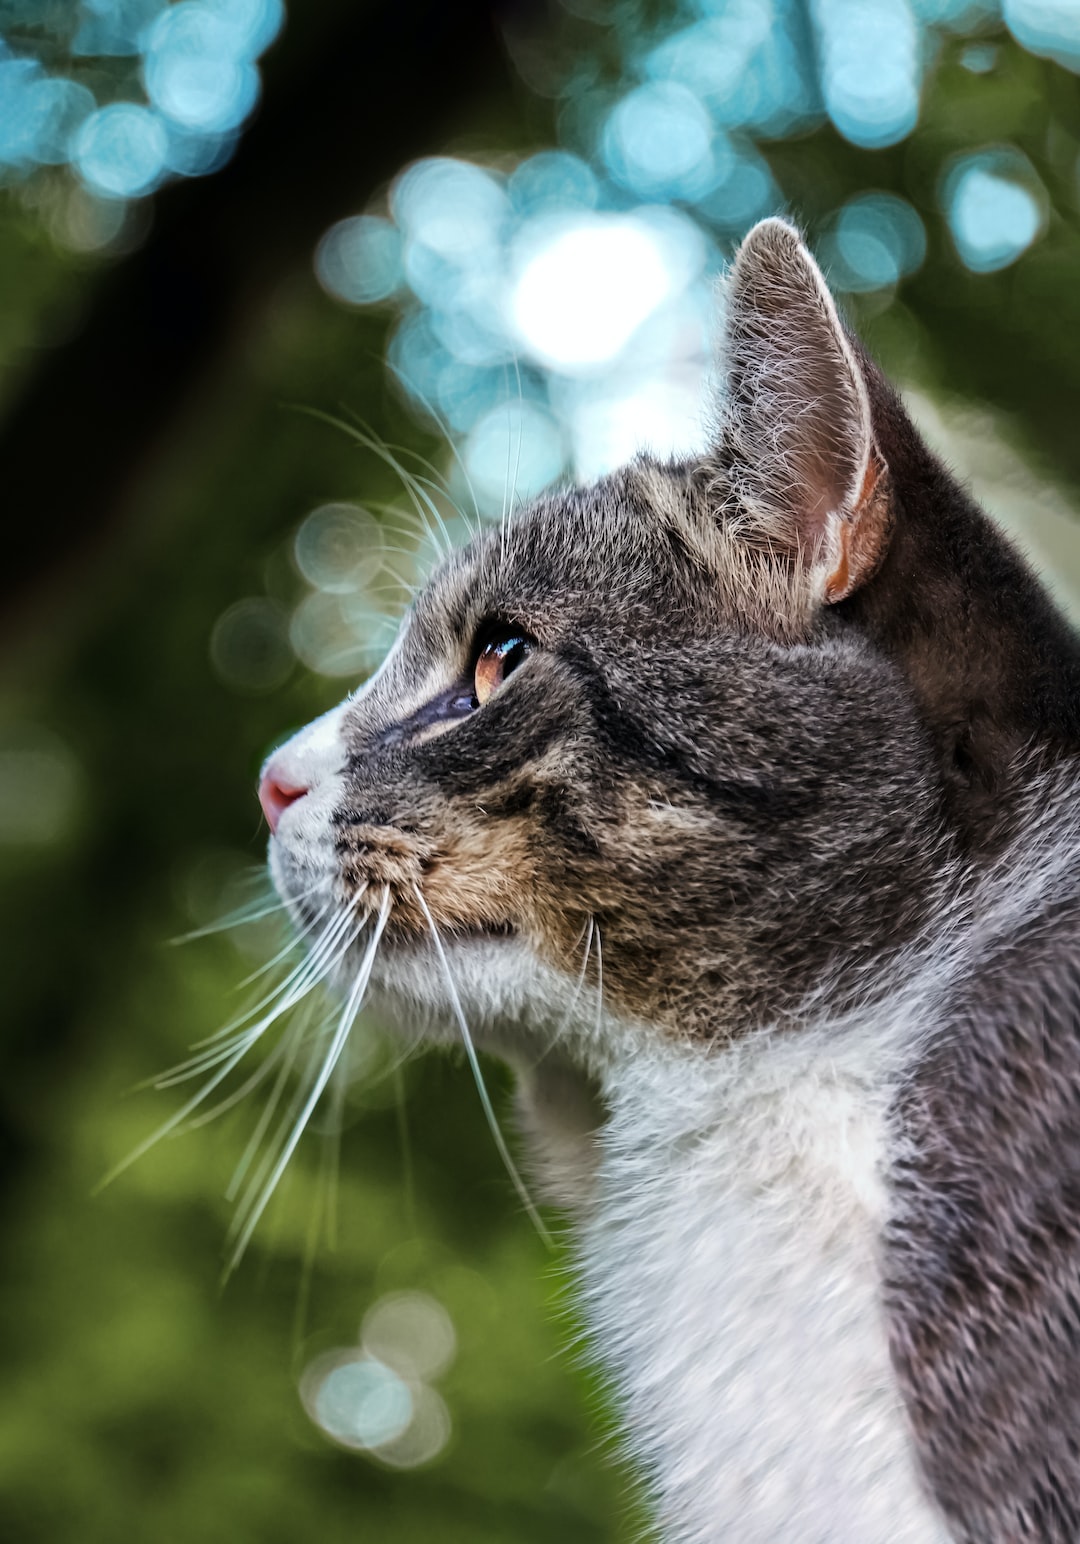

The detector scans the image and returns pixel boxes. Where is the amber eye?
[472,632,533,707]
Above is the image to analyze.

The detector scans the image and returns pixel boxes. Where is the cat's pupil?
[498,637,528,676]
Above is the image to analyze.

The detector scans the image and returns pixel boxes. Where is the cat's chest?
[577,1040,951,1544]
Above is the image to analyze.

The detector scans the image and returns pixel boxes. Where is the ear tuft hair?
[710,217,893,607]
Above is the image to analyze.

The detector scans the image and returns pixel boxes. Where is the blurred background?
[3,1,1080,1540]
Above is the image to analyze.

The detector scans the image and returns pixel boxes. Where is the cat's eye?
[473,631,533,707]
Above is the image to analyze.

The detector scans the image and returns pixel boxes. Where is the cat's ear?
[715,217,891,603]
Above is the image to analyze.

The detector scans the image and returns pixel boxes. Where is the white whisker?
[413,887,551,1247]
[501,383,514,539]
[186,1011,307,1132]
[153,1020,273,1090]
[347,420,459,556]
[499,358,525,565]
[225,997,318,1202]
[102,900,369,1195]
[384,359,482,530]
[152,937,348,1089]
[391,461,455,557]
[224,889,392,1273]
[298,407,452,561]
[371,506,441,547]
[322,1046,350,1252]
[167,881,322,945]
[509,356,524,518]
[189,894,364,1053]
[535,916,594,1068]
[227,1007,332,1227]
[594,922,605,1043]
[406,465,475,542]
[233,899,330,989]
[375,560,422,600]
[97,1025,272,1193]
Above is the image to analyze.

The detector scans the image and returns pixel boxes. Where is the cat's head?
[262,219,952,1064]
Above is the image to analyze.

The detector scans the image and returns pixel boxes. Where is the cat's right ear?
[712,218,893,605]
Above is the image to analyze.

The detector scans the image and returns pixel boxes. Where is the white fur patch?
[580,1027,950,1544]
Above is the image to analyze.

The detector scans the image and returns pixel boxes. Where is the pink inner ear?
[823,452,892,605]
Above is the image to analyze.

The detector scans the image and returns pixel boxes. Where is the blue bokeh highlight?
[943,148,1046,273]
[74,102,169,198]
[822,193,927,293]
[316,217,405,307]
[0,0,283,208]
[1004,0,1080,73]
[812,0,921,149]
[307,0,1072,516]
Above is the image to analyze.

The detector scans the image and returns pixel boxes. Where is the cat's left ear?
[714,217,892,603]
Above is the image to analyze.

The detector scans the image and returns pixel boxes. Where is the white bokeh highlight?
[301,1292,456,1467]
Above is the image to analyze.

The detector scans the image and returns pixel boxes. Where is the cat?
[257,217,1080,1543]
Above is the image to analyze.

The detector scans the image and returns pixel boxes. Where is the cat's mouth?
[456,919,517,940]
[381,915,519,946]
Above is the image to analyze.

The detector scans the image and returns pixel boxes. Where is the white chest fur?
[577,1032,951,1544]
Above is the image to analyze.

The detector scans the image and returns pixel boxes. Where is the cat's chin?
[370,927,532,1012]
[363,929,594,1061]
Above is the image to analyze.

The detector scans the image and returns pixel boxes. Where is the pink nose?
[258,768,308,833]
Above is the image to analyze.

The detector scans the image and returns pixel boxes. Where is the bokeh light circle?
[823,192,926,292]
[0,724,81,847]
[305,1354,414,1451]
[813,0,921,149]
[162,123,237,177]
[1004,0,1080,73]
[943,148,1045,273]
[464,400,565,512]
[509,215,675,370]
[373,1384,451,1469]
[392,157,509,266]
[362,1292,457,1383]
[144,5,261,134]
[2,74,96,167]
[509,150,598,217]
[601,81,716,202]
[290,592,398,679]
[294,503,384,593]
[73,103,169,198]
[0,59,44,168]
[209,598,293,693]
[316,217,404,306]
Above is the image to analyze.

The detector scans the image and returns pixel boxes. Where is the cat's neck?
[845,364,1080,845]
[578,1023,949,1544]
